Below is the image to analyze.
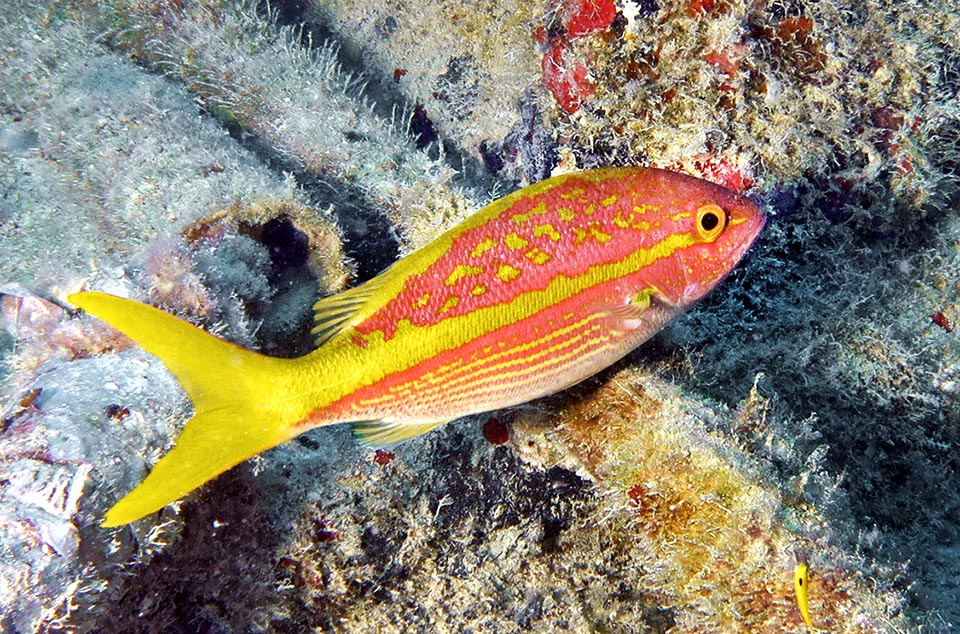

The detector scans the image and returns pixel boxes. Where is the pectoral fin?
[600,287,677,331]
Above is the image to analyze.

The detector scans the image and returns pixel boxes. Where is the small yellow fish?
[70,167,764,526]
[795,562,814,630]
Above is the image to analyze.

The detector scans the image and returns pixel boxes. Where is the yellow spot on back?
[471,284,486,296]
[584,204,596,216]
[470,237,497,258]
[439,295,460,314]
[496,264,521,282]
[560,187,586,200]
[589,222,612,244]
[525,248,551,265]
[445,264,484,286]
[534,224,560,241]
[412,293,430,309]
[601,194,619,206]
[510,201,549,225]
[614,211,652,231]
[504,232,529,250]
[558,207,575,221]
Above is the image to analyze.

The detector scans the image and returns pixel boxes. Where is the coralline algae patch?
[534,0,951,211]
[310,0,955,219]
[536,0,619,114]
[300,0,955,232]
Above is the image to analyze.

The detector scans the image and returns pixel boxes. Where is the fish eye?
[695,204,727,242]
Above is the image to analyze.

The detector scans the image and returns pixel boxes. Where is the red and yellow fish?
[70,167,765,526]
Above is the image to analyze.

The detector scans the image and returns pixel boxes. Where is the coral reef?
[307,0,551,160]
[0,301,188,632]
[84,0,480,260]
[512,367,907,631]
[0,11,296,289]
[1,0,958,631]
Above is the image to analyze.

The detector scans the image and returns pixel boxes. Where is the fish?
[794,562,814,629]
[69,166,765,526]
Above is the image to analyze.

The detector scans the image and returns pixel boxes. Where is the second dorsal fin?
[310,285,378,346]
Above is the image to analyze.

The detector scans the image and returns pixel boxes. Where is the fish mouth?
[727,195,765,234]
[742,204,766,237]
[728,208,765,264]
[726,199,766,254]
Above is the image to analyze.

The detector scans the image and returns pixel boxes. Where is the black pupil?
[701,212,720,231]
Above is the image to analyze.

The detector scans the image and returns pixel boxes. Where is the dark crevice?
[236,215,318,356]
[215,118,400,282]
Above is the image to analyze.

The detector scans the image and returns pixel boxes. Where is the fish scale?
[69,166,764,525]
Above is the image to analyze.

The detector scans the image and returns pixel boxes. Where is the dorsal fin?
[311,255,417,346]
[311,285,378,346]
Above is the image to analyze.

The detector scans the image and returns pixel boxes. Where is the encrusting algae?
[70,167,763,526]
[510,366,908,631]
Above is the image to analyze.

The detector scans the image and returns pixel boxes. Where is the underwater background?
[1,0,958,631]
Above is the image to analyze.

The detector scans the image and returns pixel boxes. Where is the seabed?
[1,0,958,631]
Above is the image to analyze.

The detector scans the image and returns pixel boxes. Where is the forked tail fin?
[69,292,304,526]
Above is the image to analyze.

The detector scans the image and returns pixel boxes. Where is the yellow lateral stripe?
[388,230,691,349]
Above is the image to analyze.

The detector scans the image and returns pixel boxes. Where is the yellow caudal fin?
[69,292,304,526]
